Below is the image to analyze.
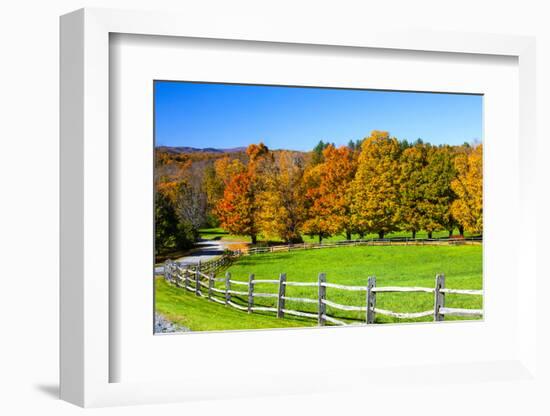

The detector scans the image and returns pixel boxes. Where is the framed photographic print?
[60,7,539,409]
[153,81,484,333]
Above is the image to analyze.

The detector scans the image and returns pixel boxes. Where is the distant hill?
[156,146,247,154]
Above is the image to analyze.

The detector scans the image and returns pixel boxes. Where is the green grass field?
[155,244,483,331]
[155,278,317,331]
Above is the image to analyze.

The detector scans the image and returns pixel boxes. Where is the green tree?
[155,190,194,255]
[421,146,457,238]
[398,144,427,238]
[311,140,332,165]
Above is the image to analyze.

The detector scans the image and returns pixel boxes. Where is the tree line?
[155,130,482,255]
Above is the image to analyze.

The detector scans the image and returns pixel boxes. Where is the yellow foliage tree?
[451,144,483,234]
[351,131,401,238]
[213,156,245,186]
[258,151,307,243]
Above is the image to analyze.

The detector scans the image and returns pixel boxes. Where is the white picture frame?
[60,7,539,408]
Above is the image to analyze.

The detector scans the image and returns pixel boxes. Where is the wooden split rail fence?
[164,261,483,325]
[177,253,236,276]
[246,236,482,256]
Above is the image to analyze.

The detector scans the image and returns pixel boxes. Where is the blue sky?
[154,81,482,151]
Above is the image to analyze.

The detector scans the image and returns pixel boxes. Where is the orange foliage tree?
[303,145,357,242]
[216,172,261,244]
[215,143,272,244]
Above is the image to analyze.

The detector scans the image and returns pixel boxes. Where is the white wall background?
[1,1,549,414]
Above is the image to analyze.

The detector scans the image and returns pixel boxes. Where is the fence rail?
[163,252,237,279]
[245,236,482,256]
[164,260,483,326]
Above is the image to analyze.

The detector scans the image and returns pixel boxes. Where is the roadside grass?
[156,244,482,330]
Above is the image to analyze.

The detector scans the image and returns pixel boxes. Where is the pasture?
[155,244,483,331]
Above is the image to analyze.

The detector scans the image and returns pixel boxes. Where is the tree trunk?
[318,234,323,244]
[251,234,257,245]
[346,231,352,240]
[378,231,385,239]
[412,230,416,239]
[427,231,433,239]
[358,231,365,239]
[459,226,464,237]
[449,229,453,237]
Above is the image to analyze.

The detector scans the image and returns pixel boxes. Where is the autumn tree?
[327,146,358,239]
[155,152,192,192]
[215,143,272,244]
[303,145,357,241]
[301,163,329,243]
[246,142,271,166]
[258,151,307,243]
[216,172,260,243]
[398,143,427,238]
[202,165,224,226]
[421,145,457,238]
[214,156,245,186]
[351,131,401,238]
[451,144,483,235]
[157,134,483,249]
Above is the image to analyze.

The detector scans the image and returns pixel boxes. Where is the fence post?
[184,266,189,289]
[164,260,171,282]
[195,266,201,296]
[225,272,231,305]
[434,274,445,321]
[318,273,326,326]
[172,263,179,286]
[366,276,376,324]
[208,272,214,300]
[277,273,286,318]
[174,264,181,287]
[248,273,255,313]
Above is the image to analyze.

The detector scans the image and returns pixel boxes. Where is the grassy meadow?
[155,244,482,331]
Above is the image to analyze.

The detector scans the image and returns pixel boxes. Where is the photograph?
[153,81,483,333]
